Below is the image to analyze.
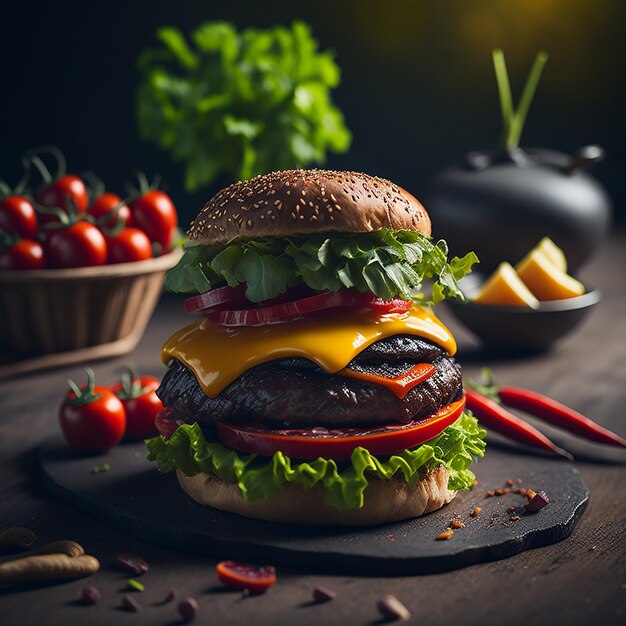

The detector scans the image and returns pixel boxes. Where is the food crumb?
[436,529,454,540]
[471,507,482,517]
[510,515,521,522]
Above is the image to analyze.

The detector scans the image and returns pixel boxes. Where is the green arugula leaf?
[165,230,478,304]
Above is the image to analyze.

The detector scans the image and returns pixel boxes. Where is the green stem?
[508,51,549,147]
[66,368,103,406]
[492,50,549,149]
[492,49,514,148]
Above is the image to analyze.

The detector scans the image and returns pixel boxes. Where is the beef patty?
[158,336,463,427]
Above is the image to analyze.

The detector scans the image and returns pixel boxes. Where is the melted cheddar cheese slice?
[162,306,456,398]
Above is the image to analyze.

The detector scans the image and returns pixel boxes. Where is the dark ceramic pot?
[423,146,612,274]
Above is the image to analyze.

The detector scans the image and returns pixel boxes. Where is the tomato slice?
[154,407,180,440]
[184,284,248,314]
[339,363,435,399]
[216,561,276,594]
[201,289,412,327]
[217,397,466,460]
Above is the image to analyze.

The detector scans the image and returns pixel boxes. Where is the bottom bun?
[176,467,457,526]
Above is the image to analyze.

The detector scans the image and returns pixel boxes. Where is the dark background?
[1,0,624,228]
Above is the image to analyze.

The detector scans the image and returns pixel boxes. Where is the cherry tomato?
[106,228,153,264]
[0,240,45,270]
[36,174,88,215]
[216,561,276,594]
[111,372,163,440]
[195,289,412,326]
[129,190,177,252]
[45,221,107,268]
[0,196,37,238]
[88,192,131,230]
[217,398,466,460]
[59,369,126,453]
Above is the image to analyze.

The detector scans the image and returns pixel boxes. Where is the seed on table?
[525,490,549,513]
[127,578,145,592]
[377,594,410,621]
[114,553,149,576]
[122,594,141,612]
[156,589,177,605]
[81,585,101,605]
[179,596,199,622]
[313,585,336,603]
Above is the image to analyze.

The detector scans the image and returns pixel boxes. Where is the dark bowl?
[445,273,601,353]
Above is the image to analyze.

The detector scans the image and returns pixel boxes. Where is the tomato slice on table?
[216,561,276,594]
[217,397,466,460]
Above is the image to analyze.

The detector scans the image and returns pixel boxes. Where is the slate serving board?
[39,436,588,575]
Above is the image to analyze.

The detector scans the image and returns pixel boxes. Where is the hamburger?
[146,169,485,525]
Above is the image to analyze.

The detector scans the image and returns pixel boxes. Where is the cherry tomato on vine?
[110,369,163,440]
[0,240,45,270]
[45,221,107,268]
[59,368,126,453]
[129,190,177,253]
[106,228,152,264]
[37,174,88,216]
[88,192,131,230]
[0,196,38,238]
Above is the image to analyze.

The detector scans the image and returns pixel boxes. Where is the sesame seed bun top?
[188,169,431,245]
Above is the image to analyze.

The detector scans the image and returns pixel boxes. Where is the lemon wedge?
[515,250,585,300]
[518,237,567,273]
[473,262,540,308]
[536,237,567,272]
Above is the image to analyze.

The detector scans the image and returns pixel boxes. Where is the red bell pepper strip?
[465,389,573,460]
[498,386,626,448]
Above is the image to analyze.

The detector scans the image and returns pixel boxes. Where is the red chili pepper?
[498,386,626,448]
[465,389,573,460]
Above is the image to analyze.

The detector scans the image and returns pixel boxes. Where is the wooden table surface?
[1,231,625,626]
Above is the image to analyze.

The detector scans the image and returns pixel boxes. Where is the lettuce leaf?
[136,21,351,192]
[145,412,486,511]
[165,229,478,305]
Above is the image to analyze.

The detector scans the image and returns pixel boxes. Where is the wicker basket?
[0,248,182,377]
